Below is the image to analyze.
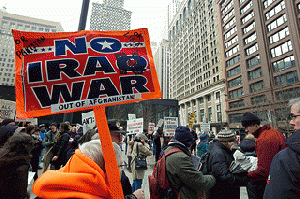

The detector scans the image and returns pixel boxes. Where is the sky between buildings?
[3,0,175,43]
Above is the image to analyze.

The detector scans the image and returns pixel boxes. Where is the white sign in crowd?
[82,111,96,134]
[164,117,178,137]
[127,118,143,135]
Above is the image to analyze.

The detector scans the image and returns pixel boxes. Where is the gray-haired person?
[264,97,300,199]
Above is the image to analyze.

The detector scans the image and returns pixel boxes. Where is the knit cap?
[217,130,236,142]
[0,118,15,126]
[174,126,194,147]
[200,134,209,142]
[241,112,260,128]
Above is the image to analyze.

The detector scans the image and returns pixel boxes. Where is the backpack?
[199,151,210,175]
[149,147,182,199]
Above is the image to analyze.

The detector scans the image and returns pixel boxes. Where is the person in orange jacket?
[33,139,144,199]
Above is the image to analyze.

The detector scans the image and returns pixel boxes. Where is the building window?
[244,32,257,45]
[247,55,260,68]
[251,95,266,105]
[250,81,264,93]
[270,40,292,58]
[241,11,254,24]
[208,107,212,121]
[223,9,235,23]
[229,87,244,99]
[226,45,239,57]
[276,87,300,101]
[226,55,240,67]
[241,1,253,15]
[224,26,237,40]
[224,17,236,31]
[243,21,255,34]
[227,66,241,77]
[265,1,285,21]
[248,68,262,80]
[1,21,8,29]
[200,109,205,122]
[228,76,242,88]
[269,27,289,44]
[245,43,258,56]
[222,1,233,15]
[275,71,299,86]
[228,113,244,123]
[216,92,220,99]
[264,0,276,9]
[225,35,238,48]
[267,14,287,32]
[229,100,245,109]
[272,55,295,72]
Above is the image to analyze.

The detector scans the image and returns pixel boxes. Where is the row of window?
[1,21,56,32]
[224,26,237,40]
[241,1,253,15]
[243,21,255,34]
[226,55,240,67]
[244,32,257,45]
[270,40,292,58]
[245,43,258,56]
[272,55,295,72]
[223,9,235,23]
[224,17,236,31]
[269,27,289,44]
[275,70,299,86]
[225,35,238,48]
[229,94,266,110]
[226,45,239,57]
[265,1,285,21]
[267,14,287,32]
[228,76,242,88]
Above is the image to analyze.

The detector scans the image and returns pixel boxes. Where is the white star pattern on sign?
[98,41,114,50]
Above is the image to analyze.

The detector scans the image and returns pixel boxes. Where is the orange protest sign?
[12,28,162,119]
[94,106,123,199]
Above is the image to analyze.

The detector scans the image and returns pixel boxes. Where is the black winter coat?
[0,125,17,147]
[52,130,71,166]
[0,155,31,199]
[208,140,248,199]
[263,129,300,199]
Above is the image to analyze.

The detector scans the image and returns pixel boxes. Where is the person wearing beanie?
[207,130,249,199]
[0,118,17,147]
[240,112,286,199]
[163,126,216,199]
[197,134,209,157]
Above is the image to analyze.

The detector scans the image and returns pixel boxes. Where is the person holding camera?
[131,133,152,192]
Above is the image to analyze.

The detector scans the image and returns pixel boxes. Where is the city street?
[28,143,249,199]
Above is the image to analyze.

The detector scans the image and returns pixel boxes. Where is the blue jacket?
[263,129,300,199]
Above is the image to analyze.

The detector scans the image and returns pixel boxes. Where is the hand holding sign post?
[13,28,162,199]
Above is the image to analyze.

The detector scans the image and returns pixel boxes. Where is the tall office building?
[168,0,226,132]
[218,0,300,130]
[90,0,132,31]
[168,0,183,25]
[153,39,171,99]
[0,9,63,86]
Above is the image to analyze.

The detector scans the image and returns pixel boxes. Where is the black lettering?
[46,59,82,80]
[83,57,115,76]
[32,82,84,107]
[120,76,149,94]
[28,62,42,83]
[15,39,20,44]
[87,78,120,99]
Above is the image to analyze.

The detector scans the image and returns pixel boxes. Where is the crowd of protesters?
[0,97,300,198]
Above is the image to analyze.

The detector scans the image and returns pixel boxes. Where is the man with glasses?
[241,112,286,199]
[264,98,300,198]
